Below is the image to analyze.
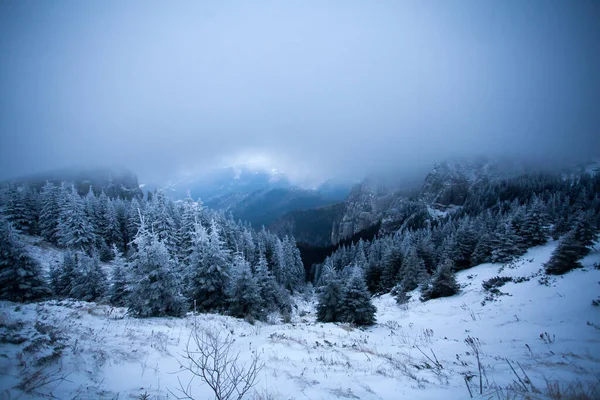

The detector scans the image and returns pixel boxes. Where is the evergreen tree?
[69,253,108,302]
[188,220,230,311]
[316,267,344,323]
[421,259,459,301]
[544,212,598,275]
[109,245,129,306]
[39,182,60,243]
[453,221,478,270]
[380,247,402,291]
[0,218,48,302]
[471,233,494,266]
[399,249,427,292]
[57,185,96,252]
[338,270,376,326]
[521,196,548,247]
[490,221,522,263]
[227,253,262,320]
[128,224,185,317]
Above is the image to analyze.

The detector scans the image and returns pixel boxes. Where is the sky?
[1,0,599,185]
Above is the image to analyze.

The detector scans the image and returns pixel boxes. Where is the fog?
[1,1,599,184]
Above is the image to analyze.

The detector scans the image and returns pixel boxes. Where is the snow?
[1,242,599,399]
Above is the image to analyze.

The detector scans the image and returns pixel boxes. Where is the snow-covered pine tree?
[109,245,129,306]
[421,259,459,301]
[520,195,548,248]
[57,185,96,252]
[102,198,124,252]
[471,233,494,266]
[128,224,185,317]
[227,252,262,320]
[490,220,522,263]
[69,252,108,302]
[178,192,198,262]
[4,185,37,235]
[0,217,49,302]
[399,248,427,292]
[338,269,376,326]
[380,246,402,291]
[544,212,598,275]
[453,220,478,270]
[39,181,60,243]
[188,219,230,311]
[316,266,344,323]
[282,236,305,292]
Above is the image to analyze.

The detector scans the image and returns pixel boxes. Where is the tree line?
[314,171,600,325]
[0,183,306,322]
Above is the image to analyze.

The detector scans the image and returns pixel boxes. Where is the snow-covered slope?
[1,242,599,399]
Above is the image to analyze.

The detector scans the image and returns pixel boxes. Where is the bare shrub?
[172,328,264,400]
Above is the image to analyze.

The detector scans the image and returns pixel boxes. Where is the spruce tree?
[316,267,344,323]
[188,220,230,311]
[254,252,281,313]
[109,245,129,306]
[57,185,96,252]
[0,218,49,302]
[421,259,459,301]
[399,249,426,292]
[338,271,376,326]
[521,196,548,247]
[491,221,522,263]
[471,233,493,266]
[128,225,185,317]
[39,182,60,243]
[544,213,597,275]
[69,253,108,302]
[227,253,262,320]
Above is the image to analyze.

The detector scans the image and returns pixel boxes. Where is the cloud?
[1,0,599,183]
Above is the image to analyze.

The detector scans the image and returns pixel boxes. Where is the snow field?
[1,241,599,399]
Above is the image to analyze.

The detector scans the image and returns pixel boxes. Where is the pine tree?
[399,249,427,292]
[188,220,230,311]
[521,196,548,247]
[0,218,49,302]
[69,253,108,302]
[471,233,493,266]
[128,224,185,317]
[544,212,598,275]
[227,253,262,320]
[453,221,478,270]
[57,185,96,252]
[178,192,198,262]
[316,267,344,323]
[421,259,459,301]
[109,245,129,306]
[490,221,522,263]
[380,247,402,291]
[338,270,376,326]
[39,182,60,243]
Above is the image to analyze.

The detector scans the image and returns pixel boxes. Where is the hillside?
[1,241,599,399]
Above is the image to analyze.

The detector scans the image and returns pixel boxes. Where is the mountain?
[210,187,345,228]
[270,157,540,246]
[158,166,292,202]
[156,166,353,228]
[268,203,346,246]
[4,167,143,200]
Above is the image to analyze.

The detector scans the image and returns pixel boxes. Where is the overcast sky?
[1,1,599,184]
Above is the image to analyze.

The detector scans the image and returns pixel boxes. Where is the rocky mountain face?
[272,158,525,246]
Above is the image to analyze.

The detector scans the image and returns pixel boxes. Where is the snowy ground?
[1,241,599,399]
